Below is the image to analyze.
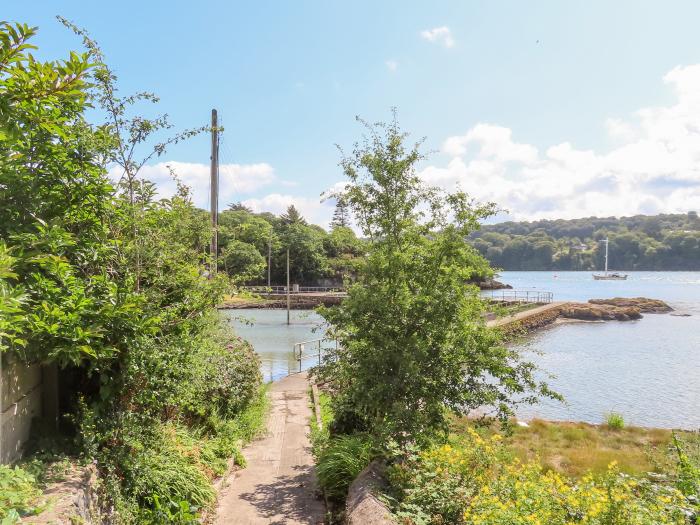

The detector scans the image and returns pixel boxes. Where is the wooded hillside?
[468,212,700,270]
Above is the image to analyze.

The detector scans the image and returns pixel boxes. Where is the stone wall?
[1,355,43,464]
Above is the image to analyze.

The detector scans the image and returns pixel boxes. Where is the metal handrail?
[240,285,346,295]
[292,337,338,373]
[485,290,553,304]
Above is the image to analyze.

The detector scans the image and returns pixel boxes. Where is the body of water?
[221,309,326,382]
[225,271,700,429]
[500,271,700,429]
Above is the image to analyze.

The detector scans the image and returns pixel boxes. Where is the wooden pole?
[267,234,272,287]
[210,109,219,275]
[286,248,290,325]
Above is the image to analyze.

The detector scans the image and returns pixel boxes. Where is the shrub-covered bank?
[0,21,265,523]
[387,427,699,525]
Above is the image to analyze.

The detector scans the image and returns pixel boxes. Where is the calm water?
[221,309,326,381]
[500,272,700,429]
[225,272,700,429]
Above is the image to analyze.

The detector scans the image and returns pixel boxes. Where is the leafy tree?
[58,17,208,292]
[0,21,143,366]
[220,240,266,283]
[316,116,557,445]
[273,221,328,284]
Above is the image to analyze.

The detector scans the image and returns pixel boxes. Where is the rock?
[560,304,643,321]
[346,461,393,525]
[588,297,673,313]
[473,278,513,290]
[670,312,692,317]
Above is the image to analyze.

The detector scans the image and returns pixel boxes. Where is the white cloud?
[420,26,455,48]
[605,118,638,142]
[111,161,276,210]
[421,64,700,220]
[385,60,399,72]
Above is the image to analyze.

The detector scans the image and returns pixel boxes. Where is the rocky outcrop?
[559,297,672,322]
[346,461,393,525]
[560,303,643,321]
[472,278,513,290]
[588,297,673,313]
[492,297,673,336]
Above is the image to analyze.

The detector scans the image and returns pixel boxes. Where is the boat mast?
[604,238,609,275]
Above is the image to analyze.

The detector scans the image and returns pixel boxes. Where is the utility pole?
[286,248,291,325]
[267,233,272,287]
[210,109,219,276]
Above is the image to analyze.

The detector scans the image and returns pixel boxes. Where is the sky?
[8,1,700,227]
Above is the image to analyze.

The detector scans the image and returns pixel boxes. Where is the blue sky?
[9,1,700,225]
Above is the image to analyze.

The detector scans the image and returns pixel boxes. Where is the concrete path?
[213,372,325,525]
[487,301,568,329]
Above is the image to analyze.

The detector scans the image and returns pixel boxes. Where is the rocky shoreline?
[494,297,675,335]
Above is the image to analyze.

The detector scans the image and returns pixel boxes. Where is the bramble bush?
[387,428,694,525]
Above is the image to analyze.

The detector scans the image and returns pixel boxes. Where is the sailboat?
[593,238,627,280]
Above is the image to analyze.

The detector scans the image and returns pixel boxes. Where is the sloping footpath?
[213,372,325,525]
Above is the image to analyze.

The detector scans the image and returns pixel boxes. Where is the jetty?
[488,296,673,335]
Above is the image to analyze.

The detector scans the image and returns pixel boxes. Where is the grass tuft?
[605,412,625,430]
[315,434,375,500]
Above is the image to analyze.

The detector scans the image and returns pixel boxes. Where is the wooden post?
[210,109,219,275]
[286,248,291,325]
[267,234,272,287]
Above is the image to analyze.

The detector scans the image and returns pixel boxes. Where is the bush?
[0,465,42,522]
[606,412,626,430]
[388,428,693,525]
[315,434,375,500]
[78,320,265,521]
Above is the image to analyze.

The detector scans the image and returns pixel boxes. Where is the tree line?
[216,201,366,285]
[469,212,700,271]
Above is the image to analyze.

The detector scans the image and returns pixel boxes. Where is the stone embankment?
[491,297,673,335]
[345,461,393,525]
[220,292,346,309]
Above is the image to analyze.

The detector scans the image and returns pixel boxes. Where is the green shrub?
[671,432,700,499]
[605,412,626,430]
[388,428,692,525]
[0,465,42,522]
[315,434,375,500]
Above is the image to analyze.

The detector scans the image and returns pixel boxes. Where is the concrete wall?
[1,356,43,464]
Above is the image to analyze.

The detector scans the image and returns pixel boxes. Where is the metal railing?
[485,290,553,304]
[292,338,338,373]
[240,285,346,295]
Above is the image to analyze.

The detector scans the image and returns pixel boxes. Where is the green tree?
[331,199,351,229]
[316,116,557,445]
[220,240,266,283]
[0,21,143,366]
[280,204,306,225]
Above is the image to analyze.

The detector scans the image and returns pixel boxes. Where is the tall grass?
[315,434,375,500]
